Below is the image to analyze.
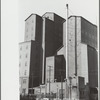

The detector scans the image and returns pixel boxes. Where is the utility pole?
[31,73,33,96]
[40,85,41,97]
[61,76,63,100]
[45,82,47,97]
[54,79,57,99]
[20,77,23,95]
[48,66,52,100]
[60,68,64,100]
[69,77,72,100]
[57,84,59,100]
[64,78,67,99]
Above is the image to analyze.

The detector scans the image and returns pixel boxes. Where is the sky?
[1,0,99,100]
[19,0,99,42]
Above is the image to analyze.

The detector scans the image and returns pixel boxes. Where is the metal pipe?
[66,4,69,78]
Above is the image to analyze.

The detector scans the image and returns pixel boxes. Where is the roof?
[42,17,55,23]
[25,13,42,21]
[19,40,35,44]
[68,15,97,27]
[56,45,64,52]
[42,12,66,22]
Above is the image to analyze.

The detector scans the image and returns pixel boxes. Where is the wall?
[87,46,98,87]
[81,17,97,49]
[55,55,66,82]
[42,13,65,56]
[24,14,43,45]
[68,16,75,77]
[29,41,43,88]
[44,18,55,57]
[19,41,31,95]
[46,56,55,83]
[24,15,36,41]
[81,44,88,84]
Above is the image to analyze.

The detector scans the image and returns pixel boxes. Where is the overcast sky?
[19,0,99,42]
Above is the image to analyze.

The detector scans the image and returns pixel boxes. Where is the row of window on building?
[19,54,28,59]
[19,61,28,67]
[20,45,29,50]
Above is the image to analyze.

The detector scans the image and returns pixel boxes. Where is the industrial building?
[19,12,98,100]
[42,12,66,56]
[24,14,43,45]
[19,13,66,95]
[42,13,66,83]
[45,55,66,83]
[19,14,43,95]
[67,16,98,99]
[19,41,43,95]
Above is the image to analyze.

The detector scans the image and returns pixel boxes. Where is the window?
[32,27,33,30]
[24,70,27,75]
[26,28,28,32]
[23,79,26,84]
[20,47,22,50]
[26,35,28,38]
[25,62,27,66]
[31,33,33,37]
[20,55,21,59]
[19,63,21,67]
[26,45,28,49]
[22,88,26,94]
[46,16,49,19]
[26,54,28,58]
[32,20,34,23]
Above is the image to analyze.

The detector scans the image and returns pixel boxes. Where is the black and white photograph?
[1,0,99,100]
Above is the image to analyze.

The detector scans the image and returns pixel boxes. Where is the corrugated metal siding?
[55,55,66,82]
[87,45,98,87]
[29,41,43,88]
[81,18,97,49]
[45,18,55,57]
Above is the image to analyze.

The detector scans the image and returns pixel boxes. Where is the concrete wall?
[34,82,69,99]
[45,55,66,83]
[81,44,88,84]
[42,12,54,21]
[19,41,43,94]
[68,16,97,86]
[46,56,55,83]
[24,15,36,41]
[68,16,76,77]
[24,14,43,45]
[19,41,31,95]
